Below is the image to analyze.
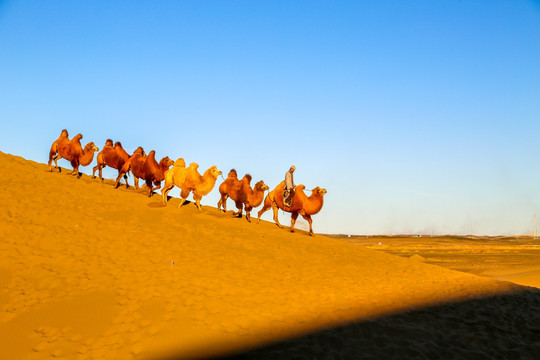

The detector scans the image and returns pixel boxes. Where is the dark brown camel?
[115,147,146,189]
[116,150,173,197]
[141,151,174,197]
[92,140,139,187]
[217,170,269,222]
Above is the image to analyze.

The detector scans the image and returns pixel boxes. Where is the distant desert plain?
[0,150,539,359]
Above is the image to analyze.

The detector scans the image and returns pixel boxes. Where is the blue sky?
[1,0,539,235]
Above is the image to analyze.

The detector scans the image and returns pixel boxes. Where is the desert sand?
[0,150,539,359]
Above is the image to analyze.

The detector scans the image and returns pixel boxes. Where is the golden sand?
[0,151,539,359]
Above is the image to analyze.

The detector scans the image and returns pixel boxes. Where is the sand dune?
[0,151,539,359]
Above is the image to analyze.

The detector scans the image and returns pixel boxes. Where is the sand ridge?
[0,151,539,359]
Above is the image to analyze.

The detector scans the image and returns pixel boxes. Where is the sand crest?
[0,151,539,359]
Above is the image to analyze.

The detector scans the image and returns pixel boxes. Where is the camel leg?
[146,179,154,197]
[48,151,56,172]
[68,162,80,177]
[217,197,222,212]
[233,201,243,218]
[178,189,190,208]
[134,177,140,189]
[300,213,314,236]
[257,203,270,223]
[114,172,125,189]
[53,155,62,172]
[217,194,228,213]
[123,174,129,188]
[178,197,188,208]
[99,165,105,182]
[245,204,253,223]
[223,195,229,212]
[194,194,203,212]
[161,180,174,204]
[290,211,299,233]
[272,204,282,228]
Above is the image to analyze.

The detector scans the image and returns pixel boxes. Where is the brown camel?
[92,140,139,188]
[161,160,222,211]
[243,180,270,222]
[141,150,174,197]
[217,169,269,222]
[257,181,327,236]
[114,147,146,189]
[48,132,99,178]
[48,129,70,172]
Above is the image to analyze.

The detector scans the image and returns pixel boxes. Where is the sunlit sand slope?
[0,151,538,359]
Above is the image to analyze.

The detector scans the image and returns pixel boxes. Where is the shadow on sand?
[159,288,540,360]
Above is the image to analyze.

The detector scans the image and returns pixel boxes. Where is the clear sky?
[1,0,539,235]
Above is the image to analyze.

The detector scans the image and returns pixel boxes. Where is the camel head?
[208,166,222,179]
[255,180,269,192]
[160,156,174,168]
[313,187,327,196]
[105,139,114,147]
[85,142,99,153]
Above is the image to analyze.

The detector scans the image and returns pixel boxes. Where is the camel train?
[48,130,327,234]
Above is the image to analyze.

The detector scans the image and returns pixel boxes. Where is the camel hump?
[60,129,69,137]
[189,162,199,170]
[114,141,123,148]
[244,174,252,183]
[228,169,238,179]
[147,150,156,158]
[174,158,186,167]
[105,139,113,146]
[297,184,306,191]
[73,134,83,141]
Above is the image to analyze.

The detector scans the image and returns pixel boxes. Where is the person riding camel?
[284,165,296,208]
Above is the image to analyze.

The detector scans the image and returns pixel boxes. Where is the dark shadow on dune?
[158,289,540,360]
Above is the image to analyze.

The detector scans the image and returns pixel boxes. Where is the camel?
[48,129,70,172]
[114,147,146,189]
[257,181,327,236]
[48,131,99,178]
[242,180,270,222]
[217,169,269,222]
[161,159,222,211]
[92,140,141,188]
[141,151,174,197]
